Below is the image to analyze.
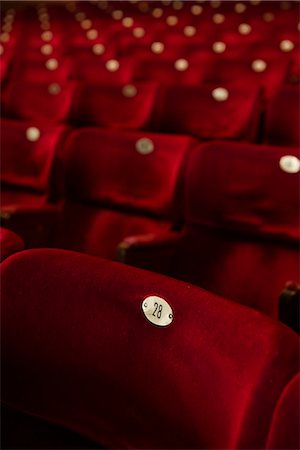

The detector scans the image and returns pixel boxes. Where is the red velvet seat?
[71,81,158,129]
[0,227,24,262]
[1,119,70,247]
[1,80,76,122]
[11,58,71,84]
[1,248,299,449]
[203,57,289,100]
[265,84,300,147]
[54,128,195,259]
[71,56,134,83]
[120,141,300,320]
[154,83,261,141]
[133,57,207,85]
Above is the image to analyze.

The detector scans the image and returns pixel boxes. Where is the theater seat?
[1,80,76,123]
[1,119,70,247]
[154,83,262,141]
[203,57,289,100]
[54,128,195,259]
[0,227,24,262]
[1,248,299,449]
[265,84,300,147]
[71,81,158,129]
[119,141,300,319]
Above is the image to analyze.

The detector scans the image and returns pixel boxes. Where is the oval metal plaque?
[142,296,174,327]
[279,155,300,174]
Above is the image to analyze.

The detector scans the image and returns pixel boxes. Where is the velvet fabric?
[120,141,299,319]
[12,58,71,84]
[1,119,70,194]
[1,80,76,123]
[71,81,158,129]
[55,204,171,259]
[155,84,261,141]
[1,120,70,248]
[185,142,300,241]
[133,57,207,86]
[266,373,300,450]
[2,248,299,449]
[203,58,289,100]
[55,128,194,258]
[63,128,194,217]
[0,227,24,262]
[172,226,299,319]
[265,84,300,147]
[73,57,134,84]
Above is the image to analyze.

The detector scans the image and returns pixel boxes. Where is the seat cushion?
[55,203,171,259]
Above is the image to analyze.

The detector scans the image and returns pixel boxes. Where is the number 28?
[152,302,163,319]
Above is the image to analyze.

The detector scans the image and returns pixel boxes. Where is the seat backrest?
[155,83,261,141]
[179,142,300,317]
[63,128,195,218]
[185,141,300,242]
[1,119,70,195]
[71,81,158,130]
[1,80,76,122]
[265,84,300,147]
[1,248,299,449]
[203,57,289,100]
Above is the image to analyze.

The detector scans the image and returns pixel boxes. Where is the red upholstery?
[0,227,24,262]
[185,142,299,241]
[265,84,300,147]
[11,59,71,84]
[172,227,299,319]
[179,141,300,317]
[120,142,300,319]
[56,205,170,259]
[72,57,134,84]
[1,80,76,122]
[0,119,69,249]
[133,57,207,86]
[63,128,194,217]
[266,373,300,450]
[55,128,194,258]
[1,119,69,196]
[71,81,158,129]
[155,84,261,141]
[203,58,289,100]
[2,248,299,449]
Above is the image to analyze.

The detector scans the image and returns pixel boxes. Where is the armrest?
[0,204,62,248]
[117,231,184,274]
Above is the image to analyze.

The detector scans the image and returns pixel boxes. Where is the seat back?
[155,83,261,141]
[1,119,69,196]
[63,128,194,218]
[2,248,299,449]
[265,84,300,147]
[71,81,158,130]
[177,142,300,317]
[186,142,300,241]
